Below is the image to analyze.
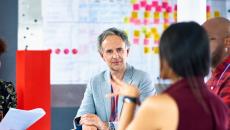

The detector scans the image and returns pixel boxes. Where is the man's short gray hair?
[97,27,130,52]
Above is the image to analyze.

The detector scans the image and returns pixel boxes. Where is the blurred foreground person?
[110,22,228,130]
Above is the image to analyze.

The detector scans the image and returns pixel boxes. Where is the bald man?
[203,17,230,129]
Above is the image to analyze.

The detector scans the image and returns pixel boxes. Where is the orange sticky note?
[133,30,140,37]
[131,11,138,19]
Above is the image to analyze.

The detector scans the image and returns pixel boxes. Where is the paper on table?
[0,108,46,130]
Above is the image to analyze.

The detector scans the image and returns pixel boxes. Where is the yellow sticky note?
[214,11,220,17]
[163,12,169,19]
[131,11,138,19]
[153,47,159,54]
[144,11,151,19]
[174,12,177,21]
[144,46,151,54]
[151,28,157,34]
[145,32,151,39]
[206,12,211,19]
[124,17,129,24]
[154,33,160,41]
[154,12,160,19]
[124,30,129,36]
[130,0,137,4]
[133,30,140,37]
[163,24,169,30]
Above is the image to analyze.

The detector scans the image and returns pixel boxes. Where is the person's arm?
[121,95,178,130]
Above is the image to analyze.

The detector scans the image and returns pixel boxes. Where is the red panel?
[16,50,51,130]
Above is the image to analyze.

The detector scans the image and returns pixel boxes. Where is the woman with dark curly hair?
[0,38,16,121]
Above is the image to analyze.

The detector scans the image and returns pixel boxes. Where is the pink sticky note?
[174,4,177,11]
[55,48,61,54]
[72,48,78,54]
[152,1,158,7]
[164,19,169,23]
[154,18,160,24]
[64,48,69,55]
[140,0,147,7]
[144,38,150,45]
[145,5,152,11]
[154,40,159,45]
[162,2,168,8]
[166,6,172,13]
[133,4,140,11]
[156,6,162,12]
[130,17,135,23]
[143,19,149,25]
[133,19,141,25]
[206,5,210,12]
[133,38,139,44]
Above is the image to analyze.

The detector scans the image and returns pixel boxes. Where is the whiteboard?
[18,0,229,84]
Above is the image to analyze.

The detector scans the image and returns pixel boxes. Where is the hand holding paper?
[0,108,46,130]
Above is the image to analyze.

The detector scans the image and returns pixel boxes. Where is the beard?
[211,46,224,68]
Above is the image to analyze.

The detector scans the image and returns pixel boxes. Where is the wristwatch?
[108,122,115,130]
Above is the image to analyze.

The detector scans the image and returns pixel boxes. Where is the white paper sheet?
[0,108,46,130]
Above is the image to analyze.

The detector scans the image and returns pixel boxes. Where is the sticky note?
[164,19,169,24]
[124,17,129,24]
[144,38,150,45]
[130,0,137,4]
[143,19,149,25]
[131,11,138,19]
[214,11,220,17]
[133,38,139,44]
[144,11,151,18]
[163,23,169,30]
[154,33,160,42]
[133,4,140,11]
[153,47,159,54]
[144,46,151,54]
[154,12,160,19]
[140,0,147,7]
[142,27,148,34]
[151,27,157,34]
[154,18,160,24]
[174,12,177,21]
[174,4,177,11]
[124,30,129,36]
[206,5,210,12]
[162,2,168,8]
[152,1,158,7]
[156,6,162,12]
[163,12,169,19]
[145,5,152,11]
[166,6,172,13]
[134,30,140,37]
[145,32,151,39]
[206,12,211,19]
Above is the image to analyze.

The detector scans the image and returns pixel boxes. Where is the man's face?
[100,35,129,72]
[203,26,225,68]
